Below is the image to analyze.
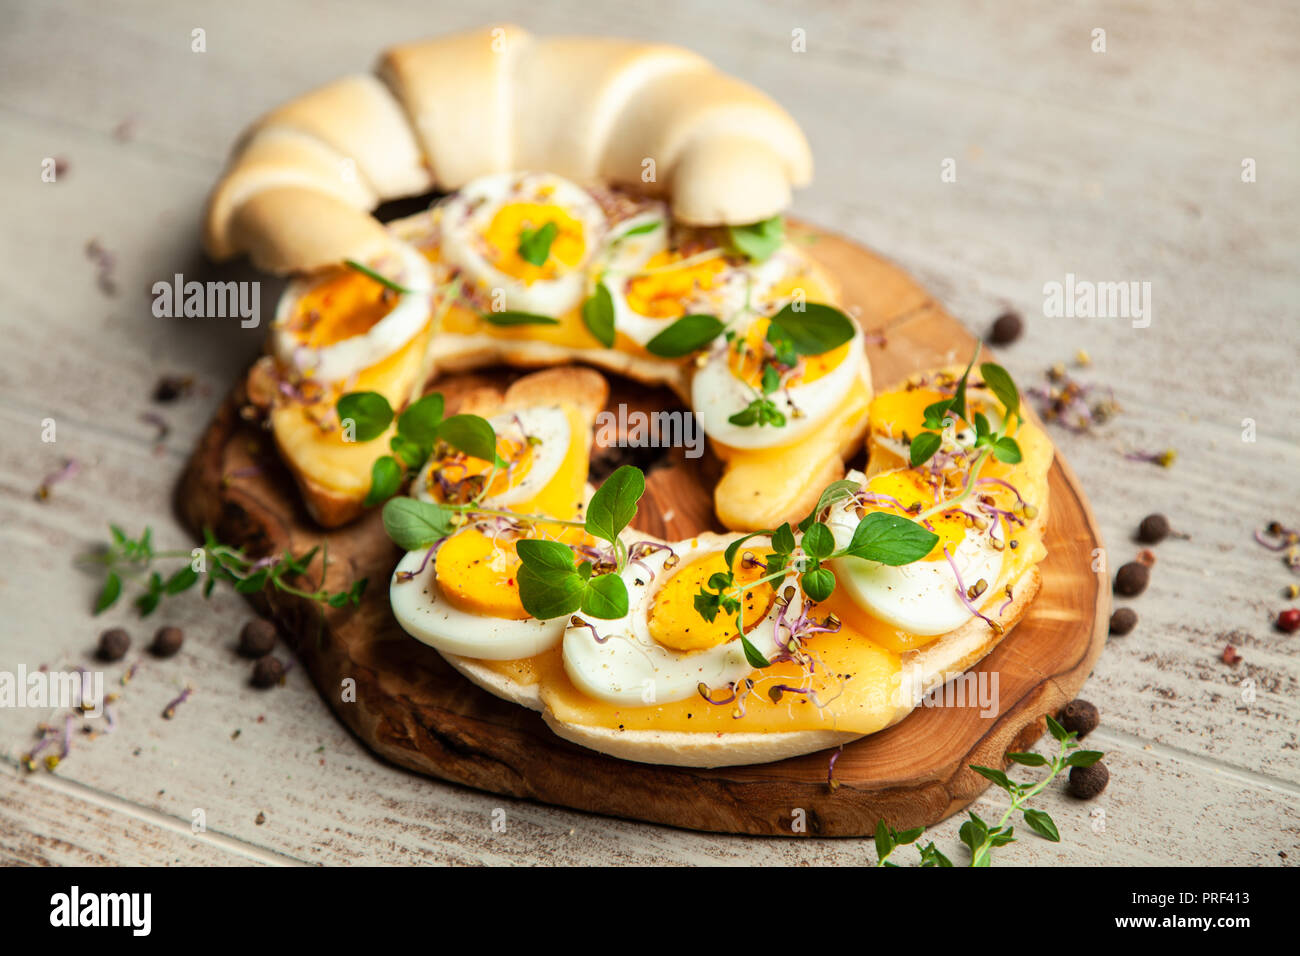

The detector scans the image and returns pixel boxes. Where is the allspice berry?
[1109,607,1138,635]
[1137,513,1170,544]
[1068,762,1109,799]
[989,311,1023,345]
[1059,699,1099,739]
[238,618,277,658]
[149,626,184,658]
[251,656,285,688]
[96,627,131,662]
[1114,561,1150,597]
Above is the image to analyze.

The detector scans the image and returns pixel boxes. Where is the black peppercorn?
[1109,607,1138,635]
[149,626,184,658]
[988,311,1023,345]
[251,656,285,688]
[96,627,130,662]
[1137,513,1170,544]
[238,618,277,658]
[1059,699,1099,739]
[1068,762,1109,799]
[1114,562,1149,597]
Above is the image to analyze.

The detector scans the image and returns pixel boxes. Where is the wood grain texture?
[0,0,1296,865]
[173,228,1108,836]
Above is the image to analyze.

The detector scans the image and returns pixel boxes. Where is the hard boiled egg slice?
[412,404,588,519]
[439,172,607,318]
[867,375,1006,466]
[562,535,795,706]
[828,469,1004,637]
[271,241,434,384]
[390,527,569,660]
[692,314,866,450]
[605,242,750,348]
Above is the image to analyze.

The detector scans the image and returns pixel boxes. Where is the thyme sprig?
[874,715,1104,866]
[88,526,366,617]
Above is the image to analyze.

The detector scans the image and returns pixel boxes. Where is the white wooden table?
[1,0,1296,866]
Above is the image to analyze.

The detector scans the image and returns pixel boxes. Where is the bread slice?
[444,563,1041,767]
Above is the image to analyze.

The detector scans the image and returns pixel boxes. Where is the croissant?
[204,25,813,274]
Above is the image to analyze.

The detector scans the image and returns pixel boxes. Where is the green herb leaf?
[874,820,894,861]
[336,392,394,443]
[894,827,925,845]
[979,362,1020,421]
[517,221,558,266]
[1007,751,1049,766]
[365,455,404,507]
[164,566,199,595]
[1022,808,1060,842]
[95,571,122,613]
[845,512,939,566]
[644,314,726,358]
[766,302,856,356]
[799,479,859,532]
[517,568,584,621]
[388,436,425,470]
[740,633,771,668]
[992,436,1022,464]
[1045,714,1071,742]
[517,538,582,575]
[581,282,616,348]
[619,219,662,238]
[800,566,836,602]
[582,573,629,619]
[970,765,1014,791]
[481,310,560,326]
[343,259,412,295]
[382,497,455,551]
[802,522,835,560]
[1065,749,1106,768]
[909,431,943,467]
[585,465,645,546]
[727,216,784,262]
[234,569,268,594]
[397,393,444,446]
[437,414,501,464]
[771,523,796,555]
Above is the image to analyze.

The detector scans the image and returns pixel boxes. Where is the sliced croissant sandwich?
[386,360,1053,767]
[214,26,870,532]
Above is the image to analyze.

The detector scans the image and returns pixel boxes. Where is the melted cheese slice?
[469,417,1052,737]
[272,322,433,498]
[712,371,873,531]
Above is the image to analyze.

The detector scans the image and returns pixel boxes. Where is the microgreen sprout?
[87,525,366,617]
[874,715,1104,866]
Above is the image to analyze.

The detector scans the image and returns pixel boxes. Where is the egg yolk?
[726,316,849,388]
[647,551,775,652]
[868,382,1002,441]
[482,202,586,284]
[861,470,969,562]
[288,268,398,348]
[435,529,529,619]
[624,250,728,319]
[425,434,533,504]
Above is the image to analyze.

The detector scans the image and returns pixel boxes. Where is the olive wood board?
[177,224,1109,837]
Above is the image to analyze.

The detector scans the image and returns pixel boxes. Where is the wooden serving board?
[177,225,1109,837]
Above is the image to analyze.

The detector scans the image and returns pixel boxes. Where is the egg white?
[561,535,798,706]
[271,240,434,383]
[692,318,866,450]
[824,481,1005,636]
[412,405,571,510]
[439,172,607,318]
[390,539,567,660]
